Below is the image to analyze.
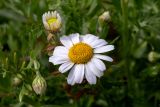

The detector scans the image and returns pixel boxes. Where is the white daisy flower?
[42,11,61,32]
[49,33,114,85]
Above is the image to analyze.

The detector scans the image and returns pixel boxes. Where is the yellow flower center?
[68,42,93,64]
[47,18,57,25]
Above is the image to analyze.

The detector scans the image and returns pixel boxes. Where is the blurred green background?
[0,0,160,107]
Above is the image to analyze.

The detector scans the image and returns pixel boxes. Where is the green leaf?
[134,41,147,58]
[19,85,28,102]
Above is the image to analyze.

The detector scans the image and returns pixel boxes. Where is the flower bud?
[98,11,111,23]
[32,74,47,95]
[148,51,160,62]
[12,76,22,86]
[12,74,23,86]
[42,11,62,33]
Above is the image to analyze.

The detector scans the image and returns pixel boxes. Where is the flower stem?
[121,0,133,94]
[121,0,128,52]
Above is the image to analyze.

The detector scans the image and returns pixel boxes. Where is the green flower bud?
[32,74,47,95]
[12,74,23,86]
[12,76,22,86]
[148,51,160,62]
[98,11,111,23]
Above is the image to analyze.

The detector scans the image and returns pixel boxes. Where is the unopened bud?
[99,11,111,23]
[42,11,62,33]
[32,74,47,95]
[12,76,22,86]
[148,51,160,62]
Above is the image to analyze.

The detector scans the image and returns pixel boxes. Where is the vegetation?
[0,0,160,107]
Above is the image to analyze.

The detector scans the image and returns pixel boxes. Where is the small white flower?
[49,33,114,85]
[42,11,61,32]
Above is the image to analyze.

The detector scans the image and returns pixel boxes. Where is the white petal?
[86,60,103,77]
[47,11,51,19]
[67,66,76,85]
[60,36,73,49]
[94,54,113,62]
[87,38,100,48]
[43,22,49,30]
[49,56,69,65]
[44,13,47,17]
[42,14,46,22]
[59,61,74,73]
[92,39,108,48]
[82,34,99,45]
[85,64,97,84]
[51,11,56,18]
[57,14,61,22]
[94,45,114,53]
[53,11,57,18]
[53,46,68,56]
[74,64,84,84]
[85,34,99,39]
[70,33,80,44]
[44,12,47,18]
[46,12,50,20]
[92,58,106,71]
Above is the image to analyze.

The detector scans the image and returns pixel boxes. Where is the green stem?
[121,0,128,52]
[52,32,60,45]
[36,70,41,76]
[121,0,133,93]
